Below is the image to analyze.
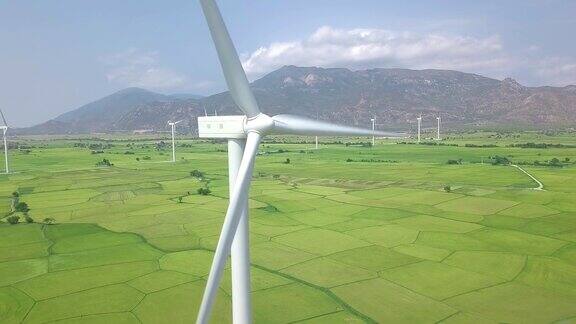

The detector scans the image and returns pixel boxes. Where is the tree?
[43,217,56,225]
[443,185,451,193]
[178,196,183,203]
[550,158,562,167]
[95,158,113,167]
[190,170,204,178]
[7,215,20,225]
[11,191,19,198]
[15,202,30,213]
[491,155,511,165]
[25,215,34,223]
[284,158,291,164]
[197,187,211,196]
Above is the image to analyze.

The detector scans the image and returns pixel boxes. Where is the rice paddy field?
[1,130,575,323]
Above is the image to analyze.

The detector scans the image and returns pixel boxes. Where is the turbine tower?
[436,116,441,140]
[0,110,9,174]
[167,120,183,162]
[315,111,319,150]
[417,115,422,143]
[196,1,404,323]
[371,117,375,146]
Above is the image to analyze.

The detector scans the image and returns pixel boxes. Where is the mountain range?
[17,66,576,135]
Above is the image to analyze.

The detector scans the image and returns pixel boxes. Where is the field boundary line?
[510,164,544,191]
[251,263,378,323]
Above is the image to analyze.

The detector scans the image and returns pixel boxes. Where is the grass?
[0,131,575,323]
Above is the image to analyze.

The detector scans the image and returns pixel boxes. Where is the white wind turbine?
[417,114,422,143]
[196,1,403,323]
[0,110,9,174]
[167,120,183,162]
[436,116,441,140]
[315,111,319,149]
[371,117,376,146]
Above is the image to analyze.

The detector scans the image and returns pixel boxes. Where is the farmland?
[1,130,575,323]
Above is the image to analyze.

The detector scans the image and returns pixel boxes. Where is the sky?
[0,0,575,127]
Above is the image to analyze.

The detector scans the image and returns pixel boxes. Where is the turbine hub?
[244,113,274,135]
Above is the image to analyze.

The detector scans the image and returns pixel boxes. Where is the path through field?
[511,164,545,190]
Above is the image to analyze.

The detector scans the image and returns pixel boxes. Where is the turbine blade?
[0,110,7,127]
[196,131,261,324]
[199,0,261,118]
[271,114,405,137]
[175,120,183,124]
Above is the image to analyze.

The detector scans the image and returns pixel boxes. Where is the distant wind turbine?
[167,120,183,162]
[0,110,9,173]
[195,0,404,323]
[417,115,422,143]
[436,116,441,140]
[315,111,319,149]
[371,117,376,146]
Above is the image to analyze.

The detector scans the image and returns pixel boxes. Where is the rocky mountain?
[20,88,204,134]
[18,66,576,134]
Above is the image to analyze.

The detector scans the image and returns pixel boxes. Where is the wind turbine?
[315,111,319,149]
[167,120,183,162]
[0,110,9,174]
[196,1,403,323]
[371,117,376,146]
[436,116,441,140]
[417,114,422,143]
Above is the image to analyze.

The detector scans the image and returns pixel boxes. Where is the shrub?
[197,187,211,195]
[190,170,204,178]
[443,185,451,193]
[490,155,510,165]
[95,158,113,167]
[178,196,183,203]
[142,156,151,160]
[6,215,19,225]
[11,191,19,198]
[15,202,30,213]
[25,215,34,223]
[284,158,291,164]
[447,159,462,165]
[43,217,56,225]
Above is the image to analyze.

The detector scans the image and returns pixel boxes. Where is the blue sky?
[0,0,575,126]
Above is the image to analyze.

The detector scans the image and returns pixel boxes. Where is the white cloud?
[532,57,576,86]
[102,48,191,90]
[242,26,508,77]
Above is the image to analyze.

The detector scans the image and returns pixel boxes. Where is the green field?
[1,131,576,323]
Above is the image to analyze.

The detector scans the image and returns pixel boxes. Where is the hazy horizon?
[1,0,575,127]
